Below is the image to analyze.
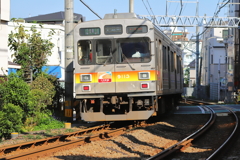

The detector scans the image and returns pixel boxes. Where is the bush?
[30,75,55,106]
[0,73,34,120]
[0,103,23,138]
[33,115,64,131]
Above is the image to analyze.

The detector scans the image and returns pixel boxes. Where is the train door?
[94,39,116,93]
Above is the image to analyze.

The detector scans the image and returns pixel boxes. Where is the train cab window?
[96,39,113,64]
[116,37,151,63]
[77,40,93,65]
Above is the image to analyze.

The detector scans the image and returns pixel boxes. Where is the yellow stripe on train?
[75,70,157,83]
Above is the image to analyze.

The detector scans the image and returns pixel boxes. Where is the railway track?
[0,124,113,160]
[0,121,154,160]
[1,100,239,159]
[148,99,240,160]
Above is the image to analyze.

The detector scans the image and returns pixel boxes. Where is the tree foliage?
[184,67,190,86]
[0,73,34,117]
[8,22,55,77]
[30,75,56,106]
[0,103,23,138]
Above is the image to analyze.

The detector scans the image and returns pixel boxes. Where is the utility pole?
[196,33,199,98]
[195,1,200,99]
[129,0,134,13]
[64,0,74,120]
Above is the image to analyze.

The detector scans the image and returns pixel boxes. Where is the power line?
[142,0,152,16]
[146,0,156,18]
[79,0,102,19]
[172,0,184,36]
[195,0,230,37]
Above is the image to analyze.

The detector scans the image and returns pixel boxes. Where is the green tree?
[8,21,55,80]
[184,67,190,86]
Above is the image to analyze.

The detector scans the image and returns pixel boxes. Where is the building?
[228,0,240,102]
[201,27,229,101]
[0,0,10,77]
[8,22,65,80]
[172,32,189,41]
[8,11,84,81]
[24,11,83,26]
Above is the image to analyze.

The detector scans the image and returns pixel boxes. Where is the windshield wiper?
[103,48,116,66]
[120,47,135,70]
[103,54,112,66]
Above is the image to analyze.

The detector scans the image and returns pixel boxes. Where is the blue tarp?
[8,66,62,78]
[8,68,18,74]
[42,66,62,78]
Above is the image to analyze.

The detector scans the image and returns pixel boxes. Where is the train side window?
[162,46,167,69]
[171,51,174,72]
[158,40,162,70]
[77,40,93,65]
[174,52,177,72]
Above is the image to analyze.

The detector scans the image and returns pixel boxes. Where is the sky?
[10,0,228,36]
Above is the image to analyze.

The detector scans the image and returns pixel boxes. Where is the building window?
[222,30,228,40]
[211,55,213,64]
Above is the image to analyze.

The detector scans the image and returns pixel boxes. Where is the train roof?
[104,13,138,19]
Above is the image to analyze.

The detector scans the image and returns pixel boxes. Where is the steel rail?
[178,99,239,159]
[1,127,127,160]
[147,106,216,160]
[0,124,110,157]
[206,106,239,160]
[0,122,147,160]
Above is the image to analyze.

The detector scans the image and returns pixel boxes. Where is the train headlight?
[139,72,150,80]
[81,74,92,82]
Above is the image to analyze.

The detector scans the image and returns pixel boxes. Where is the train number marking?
[117,74,130,79]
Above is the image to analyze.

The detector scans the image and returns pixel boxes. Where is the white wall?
[8,22,65,80]
[8,22,64,65]
[201,27,228,85]
[1,0,10,21]
[0,0,10,76]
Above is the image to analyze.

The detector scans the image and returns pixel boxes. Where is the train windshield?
[96,39,113,64]
[77,40,93,65]
[116,37,151,63]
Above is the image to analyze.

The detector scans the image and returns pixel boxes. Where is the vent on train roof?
[104,13,137,19]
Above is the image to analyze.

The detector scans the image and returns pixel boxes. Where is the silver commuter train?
[73,13,183,122]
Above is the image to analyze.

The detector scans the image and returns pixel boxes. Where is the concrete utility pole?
[195,1,200,99]
[64,0,74,119]
[196,33,199,98]
[129,0,134,13]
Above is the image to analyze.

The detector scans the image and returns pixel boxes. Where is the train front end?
[74,13,157,121]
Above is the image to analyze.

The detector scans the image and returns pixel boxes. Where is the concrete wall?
[8,22,65,81]
[1,0,10,21]
[0,0,10,76]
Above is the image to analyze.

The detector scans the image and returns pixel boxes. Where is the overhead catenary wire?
[172,0,184,35]
[142,0,152,17]
[182,0,230,51]
[79,0,102,19]
[142,0,161,30]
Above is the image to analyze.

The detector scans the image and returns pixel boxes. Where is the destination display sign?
[127,25,148,34]
[104,25,123,35]
[80,28,101,36]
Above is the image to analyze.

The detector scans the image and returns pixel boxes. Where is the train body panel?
[73,13,183,121]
